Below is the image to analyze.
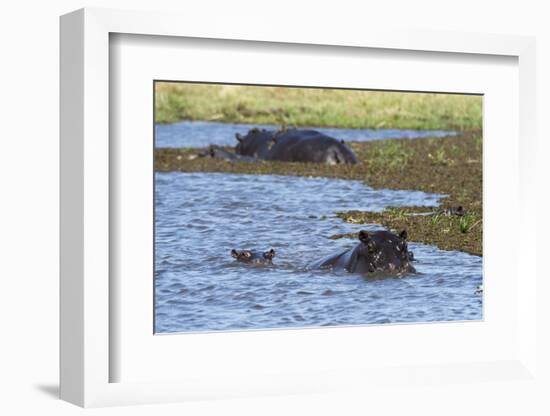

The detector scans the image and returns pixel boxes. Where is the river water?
[155,120,459,148]
[155,172,482,333]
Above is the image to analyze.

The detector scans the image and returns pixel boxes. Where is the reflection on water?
[155,172,482,333]
[155,121,459,148]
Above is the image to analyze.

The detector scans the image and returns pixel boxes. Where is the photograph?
[153,82,483,334]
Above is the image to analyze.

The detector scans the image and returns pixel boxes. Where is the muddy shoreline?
[155,131,482,256]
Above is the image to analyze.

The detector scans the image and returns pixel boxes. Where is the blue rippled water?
[155,120,459,148]
[154,172,482,333]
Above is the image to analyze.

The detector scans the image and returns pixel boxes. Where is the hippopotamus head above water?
[354,230,415,274]
[231,248,275,265]
[309,229,415,275]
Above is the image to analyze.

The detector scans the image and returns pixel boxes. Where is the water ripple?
[155,172,482,333]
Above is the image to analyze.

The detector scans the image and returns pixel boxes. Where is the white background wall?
[1,1,548,415]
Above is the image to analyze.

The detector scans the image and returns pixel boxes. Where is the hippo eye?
[243,251,252,258]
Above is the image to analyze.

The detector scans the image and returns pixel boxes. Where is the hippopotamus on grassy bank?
[231,248,275,265]
[234,127,358,165]
[309,230,415,275]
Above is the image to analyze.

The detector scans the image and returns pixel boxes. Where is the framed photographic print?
[60,8,538,408]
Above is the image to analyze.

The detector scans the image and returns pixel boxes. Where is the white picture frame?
[60,7,538,408]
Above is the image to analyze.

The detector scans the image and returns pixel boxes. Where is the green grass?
[368,141,416,170]
[431,213,443,226]
[459,214,481,234]
[155,82,482,131]
[428,148,452,166]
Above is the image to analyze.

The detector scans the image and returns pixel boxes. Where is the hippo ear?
[399,230,408,241]
[235,133,244,142]
[358,230,370,243]
[264,249,275,260]
[340,139,345,144]
[231,249,239,258]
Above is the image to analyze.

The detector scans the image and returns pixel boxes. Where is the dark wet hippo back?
[231,248,275,265]
[309,230,415,275]
[235,127,358,164]
[268,129,358,164]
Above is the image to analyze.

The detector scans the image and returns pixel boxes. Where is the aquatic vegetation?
[385,207,407,219]
[459,214,481,234]
[456,188,468,204]
[428,148,452,166]
[431,212,443,226]
[368,141,415,170]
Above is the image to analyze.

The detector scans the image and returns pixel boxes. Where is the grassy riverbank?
[155,82,482,131]
[155,132,482,255]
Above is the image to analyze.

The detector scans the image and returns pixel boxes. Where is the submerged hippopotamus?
[309,230,415,275]
[234,127,358,165]
[231,248,275,265]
